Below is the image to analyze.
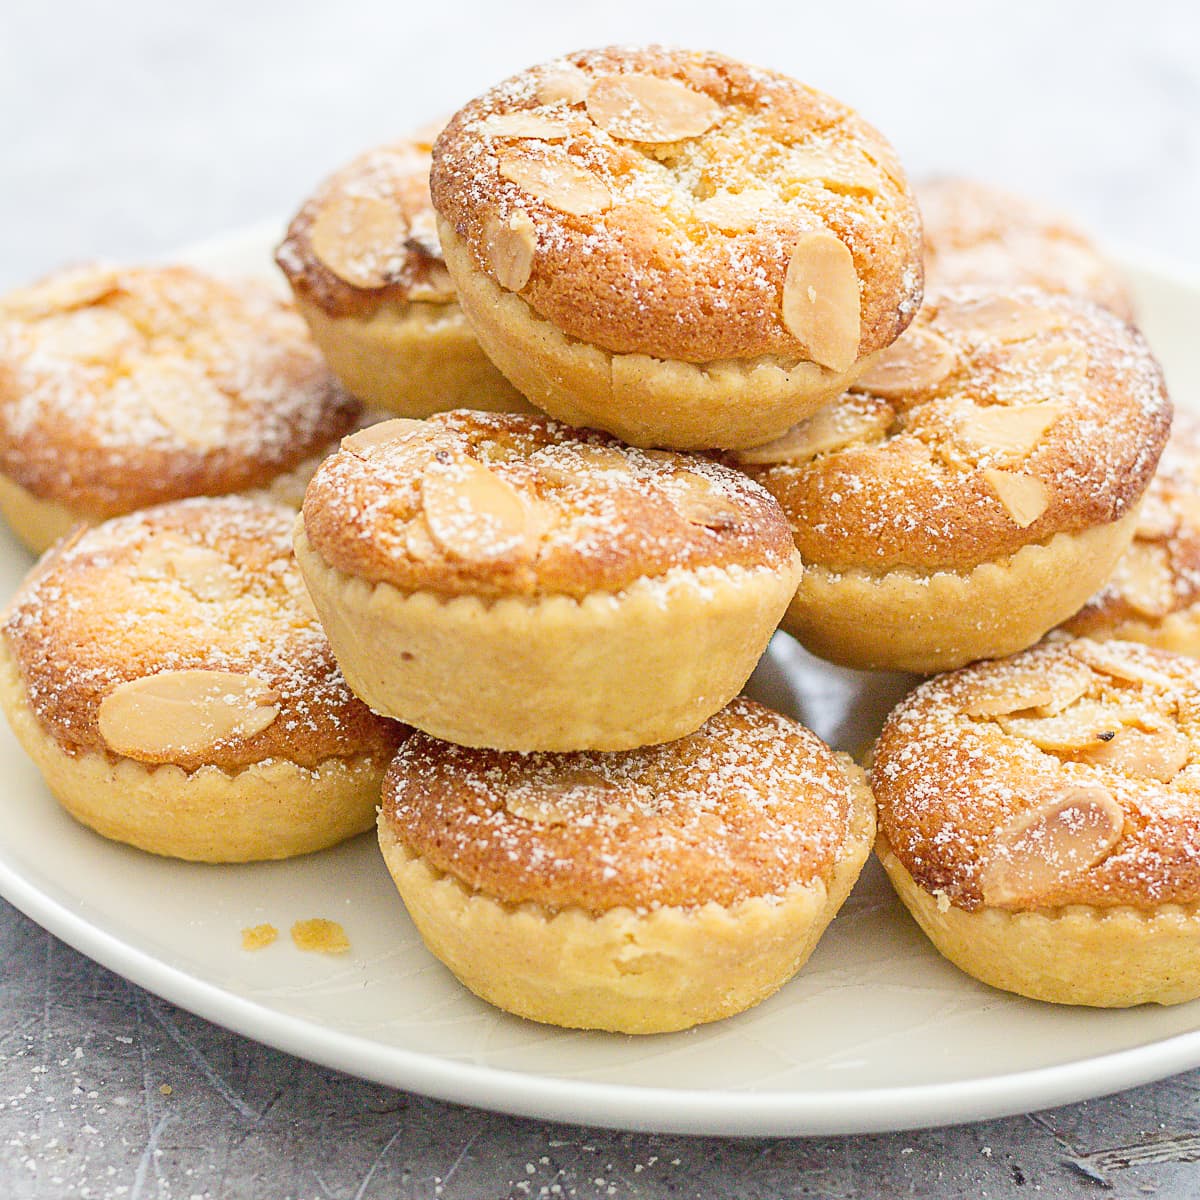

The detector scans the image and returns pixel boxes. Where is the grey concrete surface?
[2,1,1200,1196]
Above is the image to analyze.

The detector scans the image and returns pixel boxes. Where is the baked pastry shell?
[377,761,875,1033]
[0,642,386,862]
[878,833,1200,1007]
[438,219,880,451]
[783,509,1140,673]
[294,520,801,751]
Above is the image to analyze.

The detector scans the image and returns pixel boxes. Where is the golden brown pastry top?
[275,131,458,320]
[2,497,404,771]
[0,265,360,517]
[919,177,1135,321]
[873,638,1200,911]
[738,287,1170,572]
[1062,412,1200,638]
[431,45,922,366]
[383,696,866,911]
[300,411,799,600]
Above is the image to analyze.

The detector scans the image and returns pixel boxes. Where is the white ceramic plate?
[2,230,1200,1138]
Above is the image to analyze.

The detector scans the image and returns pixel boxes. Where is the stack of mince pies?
[0,43,1194,1030]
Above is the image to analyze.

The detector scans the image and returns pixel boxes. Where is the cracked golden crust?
[381,696,871,911]
[275,134,455,319]
[872,638,1200,912]
[919,177,1136,321]
[431,45,922,363]
[1,497,404,772]
[0,265,359,517]
[301,410,797,600]
[1061,412,1200,645]
[741,287,1170,571]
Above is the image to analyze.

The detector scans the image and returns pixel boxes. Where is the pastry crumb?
[240,923,278,951]
[291,918,350,955]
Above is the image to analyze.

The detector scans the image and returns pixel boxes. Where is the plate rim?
[5,236,1200,1137]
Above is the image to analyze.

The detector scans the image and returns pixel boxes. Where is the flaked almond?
[1078,724,1190,782]
[135,540,240,604]
[667,471,747,531]
[788,147,879,193]
[692,188,776,232]
[955,402,1063,461]
[997,699,1138,753]
[532,442,634,485]
[1113,541,1178,619]
[505,768,619,825]
[421,456,539,563]
[781,231,861,373]
[935,295,1067,343]
[979,786,1125,907]
[487,210,537,292]
[536,64,590,106]
[850,326,958,402]
[1068,639,1179,691]
[498,155,612,217]
[308,193,408,288]
[962,657,1094,718]
[139,362,230,451]
[585,73,719,143]
[32,309,138,363]
[406,263,456,304]
[982,468,1048,528]
[1001,338,1089,383]
[1135,495,1178,541]
[342,418,426,457]
[734,396,892,466]
[404,515,439,562]
[1,267,123,320]
[98,670,280,762]
[478,112,573,140]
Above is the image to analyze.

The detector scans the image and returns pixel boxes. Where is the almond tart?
[737,286,1170,673]
[0,497,406,861]
[275,130,530,416]
[430,45,923,449]
[873,637,1200,1006]
[0,264,360,554]
[378,697,875,1032]
[295,410,801,751]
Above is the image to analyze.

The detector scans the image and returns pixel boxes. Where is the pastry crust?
[1061,413,1200,654]
[276,136,528,415]
[296,412,800,749]
[378,700,876,1032]
[872,638,1200,1004]
[0,264,359,543]
[739,286,1169,671]
[919,177,1135,321]
[0,497,404,859]
[430,45,922,448]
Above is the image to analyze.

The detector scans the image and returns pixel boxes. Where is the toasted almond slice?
[309,193,408,288]
[585,73,719,142]
[138,361,231,451]
[342,418,426,457]
[955,403,1063,461]
[0,267,123,320]
[979,786,1125,907]
[936,295,1068,343]
[406,263,456,304]
[781,231,861,373]
[98,670,280,762]
[404,514,439,562]
[31,308,139,363]
[982,468,1048,528]
[536,65,590,106]
[1135,495,1178,541]
[498,156,612,217]
[667,471,747,531]
[787,147,879,193]
[421,456,538,563]
[1001,338,1089,383]
[962,657,1094,718]
[1078,724,1190,781]
[1068,640,1179,690]
[478,112,573,140]
[692,188,776,232]
[505,767,619,825]
[532,442,635,486]
[487,210,537,292]
[1112,541,1178,619]
[997,700,1137,753]
[135,539,240,604]
[850,326,958,401]
[735,396,892,466]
